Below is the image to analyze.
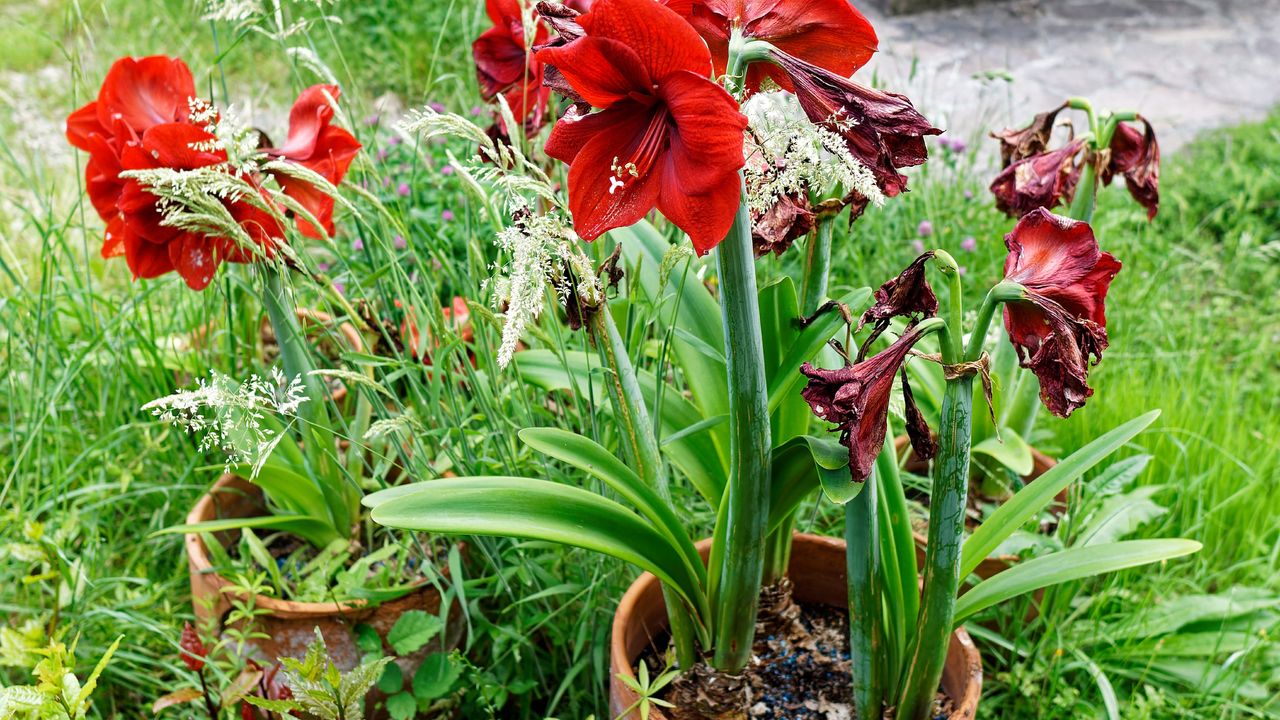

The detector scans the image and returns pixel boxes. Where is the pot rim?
[609,533,982,719]
[185,474,410,617]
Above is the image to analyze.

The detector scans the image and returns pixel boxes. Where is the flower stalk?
[800,214,836,314]
[709,175,773,673]
[586,304,698,669]
[897,256,968,719]
[845,455,882,719]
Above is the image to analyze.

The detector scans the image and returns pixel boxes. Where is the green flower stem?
[709,176,773,673]
[586,304,698,669]
[761,513,795,586]
[1068,164,1099,223]
[875,433,917,694]
[897,374,973,719]
[590,306,670,502]
[897,258,969,719]
[800,215,836,314]
[965,281,1025,363]
[846,453,882,719]
[261,265,352,535]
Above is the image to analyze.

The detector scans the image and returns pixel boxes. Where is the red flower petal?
[274,84,339,160]
[562,102,663,241]
[545,102,615,164]
[66,101,108,153]
[577,0,711,82]
[95,56,196,135]
[169,232,223,291]
[1001,209,1121,417]
[656,173,741,255]
[122,223,176,280]
[659,70,747,196]
[537,36,651,107]
[1105,118,1160,221]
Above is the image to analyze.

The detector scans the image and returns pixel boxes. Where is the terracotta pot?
[895,435,1060,580]
[260,308,364,405]
[185,475,463,675]
[609,534,982,719]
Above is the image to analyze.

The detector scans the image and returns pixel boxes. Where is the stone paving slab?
[861,0,1280,154]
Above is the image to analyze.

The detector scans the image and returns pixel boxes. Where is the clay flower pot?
[609,534,983,719]
[185,475,463,671]
[896,435,1061,580]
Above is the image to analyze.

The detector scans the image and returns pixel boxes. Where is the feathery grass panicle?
[742,90,885,212]
[143,368,308,477]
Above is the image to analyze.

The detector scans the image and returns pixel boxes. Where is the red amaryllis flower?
[989,137,1086,218]
[179,622,208,672]
[264,85,363,238]
[801,323,932,481]
[1002,208,1121,417]
[65,56,196,259]
[768,50,940,197]
[536,0,748,254]
[666,0,878,96]
[115,122,284,289]
[474,0,551,130]
[1103,118,1159,220]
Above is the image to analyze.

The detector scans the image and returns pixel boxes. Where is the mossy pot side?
[185,475,464,682]
[609,534,983,719]
[895,435,1061,580]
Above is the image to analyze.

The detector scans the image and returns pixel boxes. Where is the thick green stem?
[1068,163,1098,223]
[709,178,773,673]
[800,216,836,314]
[897,376,973,719]
[876,433,917,695]
[587,306,698,668]
[846,457,882,718]
[590,307,670,501]
[261,266,352,538]
[897,256,970,718]
[965,281,1024,363]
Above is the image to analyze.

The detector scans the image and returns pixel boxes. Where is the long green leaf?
[515,349,726,503]
[768,435,858,528]
[766,287,871,415]
[365,477,708,620]
[155,515,339,547]
[961,410,1160,577]
[953,539,1201,624]
[517,428,705,586]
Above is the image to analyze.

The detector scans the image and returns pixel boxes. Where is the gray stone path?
[861,0,1280,154]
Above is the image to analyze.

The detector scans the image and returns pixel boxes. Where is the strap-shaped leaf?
[971,428,1034,477]
[515,349,726,503]
[235,461,336,531]
[962,410,1160,577]
[365,477,708,620]
[953,539,1201,625]
[155,514,339,548]
[517,428,705,586]
[769,435,858,530]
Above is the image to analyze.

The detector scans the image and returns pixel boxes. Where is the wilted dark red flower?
[1002,208,1121,417]
[801,323,932,481]
[752,192,814,256]
[1103,117,1160,220]
[179,622,208,672]
[991,102,1067,168]
[666,0,878,96]
[264,85,362,238]
[859,251,937,337]
[989,138,1086,218]
[768,50,940,197]
[536,0,747,254]
[473,0,551,130]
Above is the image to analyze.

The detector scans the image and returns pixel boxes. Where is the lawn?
[1,1,1277,718]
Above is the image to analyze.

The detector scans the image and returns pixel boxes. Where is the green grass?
[1,1,1278,718]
